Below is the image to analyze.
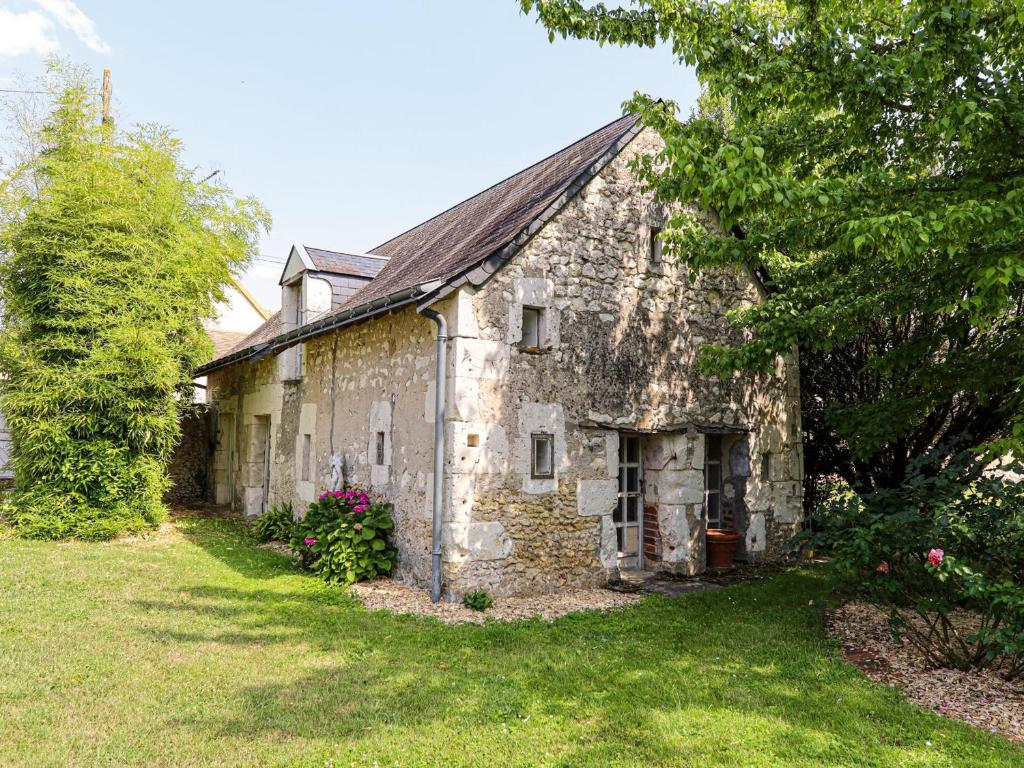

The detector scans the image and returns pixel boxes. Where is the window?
[761,452,771,482]
[519,306,546,351]
[301,434,312,482]
[375,431,386,466]
[531,433,554,479]
[650,226,663,264]
[705,434,723,528]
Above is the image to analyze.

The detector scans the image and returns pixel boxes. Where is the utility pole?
[101,68,112,126]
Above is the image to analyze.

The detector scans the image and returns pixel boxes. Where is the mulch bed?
[350,578,642,625]
[827,600,1023,742]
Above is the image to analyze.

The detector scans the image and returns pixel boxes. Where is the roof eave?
[415,116,646,310]
[194,280,443,377]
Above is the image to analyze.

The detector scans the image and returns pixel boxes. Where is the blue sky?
[1,1,698,308]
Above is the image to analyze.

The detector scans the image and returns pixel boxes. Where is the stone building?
[196,114,803,598]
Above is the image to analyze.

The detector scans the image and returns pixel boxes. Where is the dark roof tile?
[305,247,389,279]
[341,113,641,309]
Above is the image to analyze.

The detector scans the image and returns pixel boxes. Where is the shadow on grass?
[127,516,1020,766]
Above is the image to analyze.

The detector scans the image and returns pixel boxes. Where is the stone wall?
[165,407,212,504]
[439,126,803,594]
[206,306,441,584]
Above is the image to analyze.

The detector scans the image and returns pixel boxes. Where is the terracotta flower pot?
[706,528,740,570]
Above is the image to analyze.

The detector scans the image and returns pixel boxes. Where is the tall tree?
[522,0,1024,492]
[0,65,268,539]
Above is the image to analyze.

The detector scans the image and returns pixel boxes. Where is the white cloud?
[33,0,110,54]
[0,9,58,57]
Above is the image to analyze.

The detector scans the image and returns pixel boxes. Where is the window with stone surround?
[519,306,547,352]
[531,433,554,479]
[375,431,386,466]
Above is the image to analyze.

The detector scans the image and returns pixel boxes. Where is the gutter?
[418,307,447,603]
[195,282,441,377]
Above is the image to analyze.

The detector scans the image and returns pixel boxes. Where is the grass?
[0,515,1019,767]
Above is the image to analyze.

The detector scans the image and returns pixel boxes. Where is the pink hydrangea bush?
[291,486,396,585]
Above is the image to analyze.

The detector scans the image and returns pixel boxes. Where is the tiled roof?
[207,329,250,359]
[341,112,642,309]
[198,113,643,374]
[224,311,280,357]
[304,247,389,279]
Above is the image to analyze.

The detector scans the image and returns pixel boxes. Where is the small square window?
[301,434,312,482]
[531,433,554,479]
[375,431,386,466]
[519,306,546,351]
[650,226,663,264]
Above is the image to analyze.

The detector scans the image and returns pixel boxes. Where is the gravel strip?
[351,578,642,625]
[827,601,1023,741]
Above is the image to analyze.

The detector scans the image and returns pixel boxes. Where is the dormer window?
[519,306,546,352]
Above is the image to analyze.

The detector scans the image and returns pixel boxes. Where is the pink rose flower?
[318,491,330,500]
[876,561,889,575]
[333,489,344,498]
[927,548,944,567]
[358,494,369,505]
[353,504,368,514]
[304,537,317,547]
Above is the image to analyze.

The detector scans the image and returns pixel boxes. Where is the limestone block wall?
[207,306,442,584]
[438,126,804,595]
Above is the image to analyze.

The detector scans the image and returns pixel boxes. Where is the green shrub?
[797,448,1024,680]
[0,64,267,541]
[252,502,294,543]
[290,488,396,585]
[462,588,494,612]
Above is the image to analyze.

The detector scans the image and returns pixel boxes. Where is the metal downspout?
[419,308,447,602]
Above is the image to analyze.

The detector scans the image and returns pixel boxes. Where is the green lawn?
[0,515,1019,767]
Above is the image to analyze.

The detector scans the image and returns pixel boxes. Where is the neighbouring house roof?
[196,112,644,376]
[208,329,251,359]
[218,311,281,360]
[304,247,389,279]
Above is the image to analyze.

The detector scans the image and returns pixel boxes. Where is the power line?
[0,88,52,96]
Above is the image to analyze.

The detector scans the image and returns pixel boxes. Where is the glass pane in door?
[617,434,643,568]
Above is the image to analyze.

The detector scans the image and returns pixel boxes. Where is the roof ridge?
[304,245,390,261]
[368,113,640,254]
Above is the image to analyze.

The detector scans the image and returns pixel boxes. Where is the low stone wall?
[166,407,212,504]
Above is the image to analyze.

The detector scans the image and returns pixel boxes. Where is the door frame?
[615,433,644,569]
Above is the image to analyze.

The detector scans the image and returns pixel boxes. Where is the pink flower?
[358,494,369,505]
[353,504,368,514]
[927,548,944,568]
[304,537,317,547]
[333,489,343,498]
[876,561,889,575]
[344,488,357,497]
[318,491,330,500]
